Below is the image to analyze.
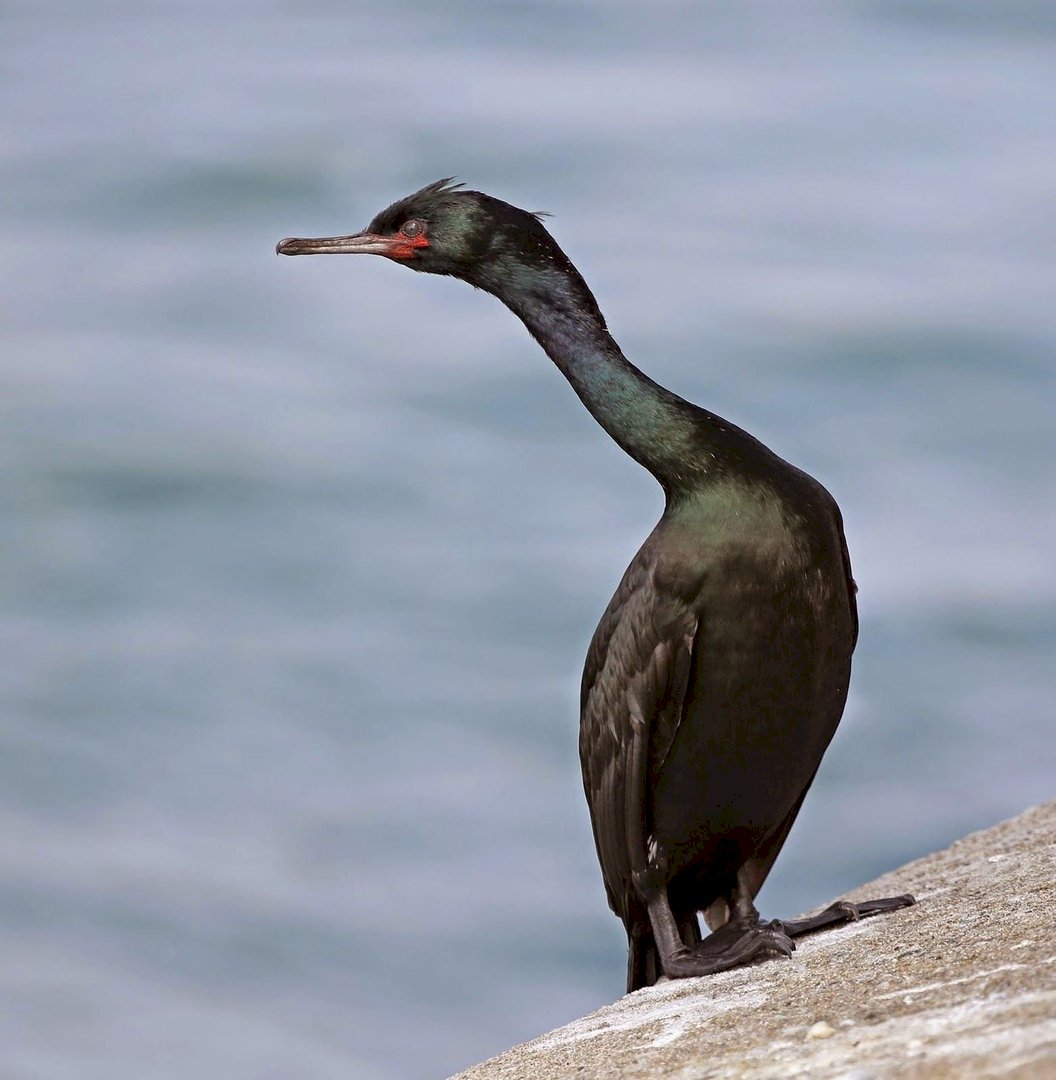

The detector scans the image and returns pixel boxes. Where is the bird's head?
[276,178,568,291]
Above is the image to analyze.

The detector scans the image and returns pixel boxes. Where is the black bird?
[277,179,913,991]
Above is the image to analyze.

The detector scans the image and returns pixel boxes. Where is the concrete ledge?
[453,802,1056,1079]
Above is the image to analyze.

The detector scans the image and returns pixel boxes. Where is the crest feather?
[416,177,465,198]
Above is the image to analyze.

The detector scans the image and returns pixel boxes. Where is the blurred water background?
[2,2,1054,1077]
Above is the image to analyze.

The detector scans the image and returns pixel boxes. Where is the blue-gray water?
[2,3,1054,1078]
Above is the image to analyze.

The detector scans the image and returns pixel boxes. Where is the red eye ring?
[402,219,425,238]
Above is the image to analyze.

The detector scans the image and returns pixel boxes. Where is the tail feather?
[626,926,660,992]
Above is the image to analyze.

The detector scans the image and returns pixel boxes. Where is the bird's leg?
[678,909,702,949]
[774,893,916,938]
[641,866,793,981]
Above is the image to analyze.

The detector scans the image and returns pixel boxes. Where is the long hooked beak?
[275,233,396,256]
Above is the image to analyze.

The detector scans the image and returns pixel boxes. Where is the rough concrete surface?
[453,802,1056,1079]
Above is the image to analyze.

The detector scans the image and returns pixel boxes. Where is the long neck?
[478,260,708,488]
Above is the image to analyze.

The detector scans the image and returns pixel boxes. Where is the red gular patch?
[386,231,431,260]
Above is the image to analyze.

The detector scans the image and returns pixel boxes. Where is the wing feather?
[579,538,701,921]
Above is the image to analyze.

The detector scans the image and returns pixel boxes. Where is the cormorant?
[277,180,914,991]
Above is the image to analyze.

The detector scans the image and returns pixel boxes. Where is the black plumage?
[277,181,913,991]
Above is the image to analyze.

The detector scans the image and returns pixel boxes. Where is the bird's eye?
[402,219,425,237]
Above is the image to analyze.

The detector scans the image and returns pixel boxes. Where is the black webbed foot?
[662,919,795,979]
[775,893,916,939]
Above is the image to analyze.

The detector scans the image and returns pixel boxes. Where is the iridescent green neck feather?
[472,254,705,489]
